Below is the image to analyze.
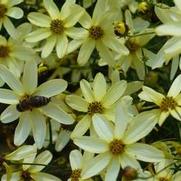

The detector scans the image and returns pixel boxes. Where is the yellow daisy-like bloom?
[26,0,84,58]
[152,159,181,181]
[139,74,181,126]
[0,35,34,78]
[0,60,74,148]
[66,72,127,138]
[73,108,164,181]
[0,0,23,36]
[68,0,128,65]
[2,146,61,181]
[68,150,94,181]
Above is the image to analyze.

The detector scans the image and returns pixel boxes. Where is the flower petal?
[156,22,181,36]
[114,104,129,139]
[73,136,109,153]
[175,0,181,10]
[14,112,32,146]
[31,110,46,149]
[41,102,74,124]
[26,28,51,42]
[35,79,67,98]
[22,60,38,94]
[69,150,83,170]
[119,153,141,169]
[168,74,181,97]
[126,143,164,162]
[8,0,23,6]
[29,151,52,172]
[31,172,61,181]
[77,39,95,65]
[158,111,169,126]
[28,12,51,27]
[138,86,164,105]
[123,111,158,144]
[55,129,70,152]
[71,115,91,138]
[3,17,16,37]
[93,73,107,101]
[0,65,24,94]
[43,0,59,18]
[105,158,120,181]
[65,95,88,112]
[64,3,84,27]
[5,145,36,161]
[56,34,68,58]
[80,79,94,103]
[7,7,23,19]
[41,36,56,58]
[92,114,113,141]
[0,89,19,104]
[102,80,127,108]
[82,153,111,179]
[1,105,20,123]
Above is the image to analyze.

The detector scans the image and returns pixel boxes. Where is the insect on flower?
[16,96,51,112]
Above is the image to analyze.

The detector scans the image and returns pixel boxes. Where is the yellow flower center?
[0,4,7,19]
[70,169,81,181]
[159,177,170,181]
[0,45,10,58]
[125,38,140,53]
[88,101,104,115]
[114,21,128,37]
[160,97,177,112]
[109,139,125,155]
[89,26,104,40]
[21,171,32,181]
[50,19,64,34]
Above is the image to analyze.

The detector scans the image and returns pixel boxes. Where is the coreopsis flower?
[66,72,127,138]
[0,35,35,78]
[0,0,23,36]
[99,10,154,80]
[147,2,181,79]
[0,60,74,148]
[139,74,181,126]
[152,159,181,181]
[73,107,164,180]
[0,145,37,180]
[68,150,93,181]
[150,0,181,79]
[2,148,61,181]
[26,0,84,58]
[68,0,128,65]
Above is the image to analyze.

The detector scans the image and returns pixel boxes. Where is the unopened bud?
[122,166,138,180]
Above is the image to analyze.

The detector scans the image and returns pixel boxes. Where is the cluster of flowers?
[0,0,181,180]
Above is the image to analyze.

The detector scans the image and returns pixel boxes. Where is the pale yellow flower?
[68,150,94,181]
[139,74,181,125]
[73,107,164,181]
[2,146,61,181]
[0,35,35,78]
[0,0,23,36]
[26,0,84,58]
[68,0,128,65]
[0,60,74,148]
[66,72,127,138]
